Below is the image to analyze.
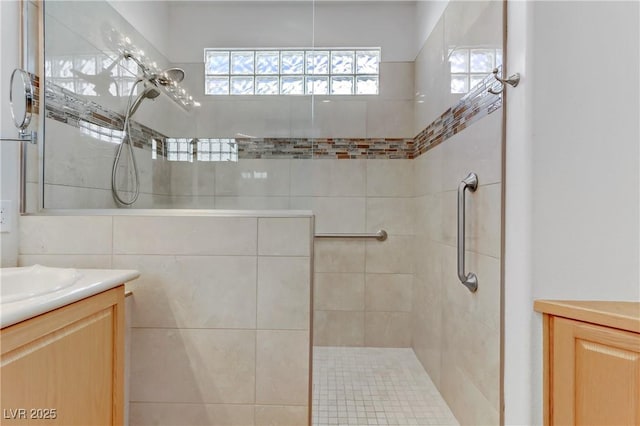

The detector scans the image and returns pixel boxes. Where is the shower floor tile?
[312,347,458,426]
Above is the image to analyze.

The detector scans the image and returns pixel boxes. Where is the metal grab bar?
[315,229,388,241]
[457,173,478,292]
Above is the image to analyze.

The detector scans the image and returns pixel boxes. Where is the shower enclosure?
[20,0,505,424]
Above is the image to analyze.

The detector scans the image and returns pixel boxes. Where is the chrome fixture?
[1,69,37,144]
[123,51,185,87]
[487,67,520,95]
[1,69,38,214]
[315,230,388,241]
[457,172,478,293]
[110,63,188,206]
[127,81,161,117]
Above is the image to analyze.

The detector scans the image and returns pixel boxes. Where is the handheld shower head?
[127,82,161,117]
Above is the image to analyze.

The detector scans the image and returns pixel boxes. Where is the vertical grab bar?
[457,172,478,292]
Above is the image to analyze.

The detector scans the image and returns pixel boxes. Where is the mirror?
[9,69,34,132]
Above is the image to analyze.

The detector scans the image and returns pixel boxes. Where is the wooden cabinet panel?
[1,287,124,426]
[549,317,640,425]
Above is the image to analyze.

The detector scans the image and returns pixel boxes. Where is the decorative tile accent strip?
[413,69,502,157]
[38,67,501,160]
[237,138,414,159]
[43,79,169,152]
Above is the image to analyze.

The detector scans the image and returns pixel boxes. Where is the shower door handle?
[457,172,478,293]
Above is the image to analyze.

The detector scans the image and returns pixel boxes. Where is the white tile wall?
[258,217,311,256]
[257,256,311,330]
[131,328,257,403]
[19,215,112,254]
[112,216,257,255]
[114,255,257,329]
[18,213,313,425]
[256,330,310,405]
[410,2,503,422]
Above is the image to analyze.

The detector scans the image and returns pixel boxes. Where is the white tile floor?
[312,347,458,426]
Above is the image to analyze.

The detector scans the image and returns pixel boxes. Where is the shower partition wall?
[24,1,505,425]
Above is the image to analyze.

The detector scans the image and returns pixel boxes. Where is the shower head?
[123,52,185,86]
[127,82,161,117]
[155,68,185,85]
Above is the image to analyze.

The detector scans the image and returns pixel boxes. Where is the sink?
[1,265,82,303]
[1,266,139,328]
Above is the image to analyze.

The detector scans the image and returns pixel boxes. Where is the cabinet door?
[1,288,124,426]
[551,317,640,425]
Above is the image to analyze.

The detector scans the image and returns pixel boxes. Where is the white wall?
[504,1,640,424]
[0,0,21,267]
[415,0,448,58]
[167,1,416,63]
[107,0,171,60]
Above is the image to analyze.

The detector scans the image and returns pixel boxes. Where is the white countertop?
[1,268,140,328]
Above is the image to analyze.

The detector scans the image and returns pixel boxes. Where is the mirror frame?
[9,68,34,132]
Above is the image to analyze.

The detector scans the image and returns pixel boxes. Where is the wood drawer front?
[550,317,640,425]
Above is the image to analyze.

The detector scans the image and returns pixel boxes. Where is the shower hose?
[111,79,142,206]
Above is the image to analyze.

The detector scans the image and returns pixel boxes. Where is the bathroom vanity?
[535,300,640,425]
[0,267,138,425]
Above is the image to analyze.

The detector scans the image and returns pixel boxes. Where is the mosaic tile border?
[44,80,169,151]
[413,69,502,157]
[40,67,501,160]
[237,137,414,159]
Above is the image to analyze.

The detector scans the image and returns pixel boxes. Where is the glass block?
[306,76,329,95]
[256,51,279,74]
[120,57,139,76]
[306,51,329,75]
[470,49,495,73]
[495,49,503,67]
[76,82,97,96]
[74,57,96,75]
[199,152,210,162]
[53,79,74,91]
[205,51,230,75]
[470,74,485,91]
[222,139,235,152]
[231,51,254,75]
[281,51,304,74]
[449,49,468,73]
[450,75,468,94]
[255,76,279,95]
[356,76,378,95]
[206,77,230,95]
[331,76,354,95]
[280,76,304,95]
[231,76,254,95]
[331,51,355,74]
[55,58,74,78]
[356,50,380,74]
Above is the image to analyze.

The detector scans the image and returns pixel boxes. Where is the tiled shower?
[18,0,504,424]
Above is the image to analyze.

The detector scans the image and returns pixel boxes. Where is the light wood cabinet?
[535,300,640,426]
[1,286,125,425]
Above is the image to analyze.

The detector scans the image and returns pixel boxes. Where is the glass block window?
[204,48,380,96]
[166,138,194,162]
[449,48,503,94]
[196,138,238,162]
[165,138,238,162]
[45,54,138,97]
[78,120,124,144]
